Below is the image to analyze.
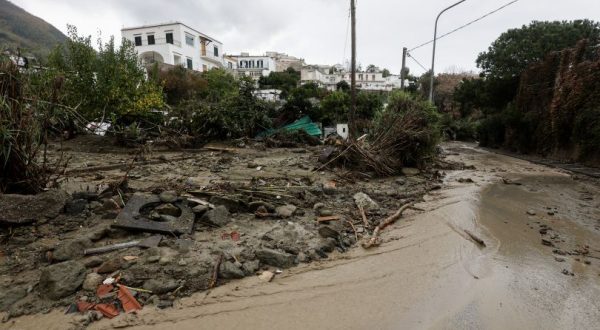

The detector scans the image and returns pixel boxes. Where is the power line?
[409,0,520,52]
[407,52,428,71]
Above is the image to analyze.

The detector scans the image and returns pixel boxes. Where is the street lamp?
[429,0,467,103]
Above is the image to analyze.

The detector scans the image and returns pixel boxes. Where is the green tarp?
[258,116,322,137]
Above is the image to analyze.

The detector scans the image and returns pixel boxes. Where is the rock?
[319,209,334,217]
[561,269,574,276]
[457,178,474,183]
[527,210,536,216]
[101,198,121,212]
[541,239,554,247]
[143,279,180,295]
[297,252,309,263]
[276,204,297,218]
[318,226,340,240]
[87,226,110,242]
[322,182,337,195]
[65,199,88,215]
[402,168,420,176]
[249,201,275,212]
[200,206,231,227]
[0,190,70,225]
[72,191,99,201]
[209,196,245,213]
[219,261,245,279]
[155,203,180,217]
[247,162,258,168]
[89,201,103,211]
[159,191,178,203]
[159,248,179,265]
[548,211,555,216]
[258,271,275,282]
[395,178,406,186]
[0,286,27,310]
[555,257,566,262]
[242,260,260,275]
[539,228,548,235]
[353,192,379,211]
[146,255,160,263]
[255,248,297,269]
[157,300,173,309]
[38,261,86,300]
[53,238,93,262]
[97,258,123,274]
[192,205,209,215]
[313,203,325,211]
[82,273,103,291]
[159,214,178,222]
[84,257,104,268]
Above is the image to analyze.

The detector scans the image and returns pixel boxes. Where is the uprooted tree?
[323,91,440,176]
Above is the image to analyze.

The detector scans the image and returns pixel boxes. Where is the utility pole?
[400,47,407,89]
[349,0,357,138]
[429,0,466,103]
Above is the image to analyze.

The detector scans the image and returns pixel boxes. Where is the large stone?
[255,248,297,269]
[276,204,297,218]
[159,191,178,203]
[219,261,245,279]
[0,190,69,225]
[401,168,420,176]
[209,196,246,213]
[38,261,86,300]
[53,238,93,262]
[242,260,260,275]
[82,273,103,291]
[200,206,231,227]
[64,199,88,215]
[143,279,180,295]
[353,192,379,211]
[97,258,123,273]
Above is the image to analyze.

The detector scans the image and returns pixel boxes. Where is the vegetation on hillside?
[0,0,66,60]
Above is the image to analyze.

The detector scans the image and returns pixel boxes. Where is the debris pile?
[0,134,448,324]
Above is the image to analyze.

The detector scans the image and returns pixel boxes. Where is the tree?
[477,20,600,80]
[366,64,378,73]
[336,80,350,92]
[258,68,300,98]
[382,68,391,78]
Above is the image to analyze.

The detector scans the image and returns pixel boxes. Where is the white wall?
[121,23,224,72]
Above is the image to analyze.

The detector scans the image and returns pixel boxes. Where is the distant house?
[228,52,277,81]
[301,65,405,92]
[121,22,224,72]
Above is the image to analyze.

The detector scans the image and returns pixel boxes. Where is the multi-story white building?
[121,22,224,72]
[265,51,305,72]
[227,53,277,80]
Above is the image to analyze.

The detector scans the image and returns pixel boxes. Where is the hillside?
[0,0,66,59]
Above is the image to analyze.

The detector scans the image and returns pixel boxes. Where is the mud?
[0,135,442,325]
[4,142,600,329]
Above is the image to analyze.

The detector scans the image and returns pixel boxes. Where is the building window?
[257,60,263,68]
[147,34,155,45]
[372,74,376,81]
[185,34,194,46]
[228,62,233,69]
[174,54,181,66]
[166,32,173,44]
[213,46,219,57]
[134,36,142,46]
[186,58,193,70]
[203,64,208,72]
[359,74,363,80]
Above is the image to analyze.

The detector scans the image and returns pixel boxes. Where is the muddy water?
[7,143,600,330]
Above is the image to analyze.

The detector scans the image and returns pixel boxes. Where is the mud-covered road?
[9,142,600,329]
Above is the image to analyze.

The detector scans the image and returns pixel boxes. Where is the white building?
[121,22,224,72]
[265,51,305,71]
[253,89,283,102]
[301,65,405,92]
[228,53,277,80]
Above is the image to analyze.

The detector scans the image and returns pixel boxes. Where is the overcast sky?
[11,0,600,75]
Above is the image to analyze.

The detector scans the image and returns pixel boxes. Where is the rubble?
[0,135,445,321]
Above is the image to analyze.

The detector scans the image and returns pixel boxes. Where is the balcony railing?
[133,37,182,47]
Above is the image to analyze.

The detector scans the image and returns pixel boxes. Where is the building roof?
[121,21,221,44]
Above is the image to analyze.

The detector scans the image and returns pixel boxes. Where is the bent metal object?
[112,193,195,235]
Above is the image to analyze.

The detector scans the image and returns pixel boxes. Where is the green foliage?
[477,20,600,80]
[572,107,600,160]
[382,68,391,78]
[319,91,349,126]
[440,114,478,141]
[48,25,164,122]
[372,91,440,166]
[172,73,272,140]
[258,68,300,98]
[153,65,208,105]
